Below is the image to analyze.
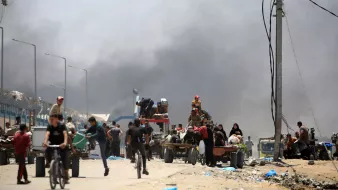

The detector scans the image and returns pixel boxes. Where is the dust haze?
[1,0,338,138]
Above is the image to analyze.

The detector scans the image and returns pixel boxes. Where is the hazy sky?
[1,0,337,138]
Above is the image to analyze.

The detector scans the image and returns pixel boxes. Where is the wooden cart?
[213,146,238,162]
[162,143,193,163]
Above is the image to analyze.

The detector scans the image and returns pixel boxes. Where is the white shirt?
[66,122,75,130]
[245,140,253,150]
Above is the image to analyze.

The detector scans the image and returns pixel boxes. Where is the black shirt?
[47,123,67,145]
[144,126,153,135]
[127,126,146,145]
[229,128,243,136]
[140,98,151,106]
[85,125,96,135]
[109,128,121,142]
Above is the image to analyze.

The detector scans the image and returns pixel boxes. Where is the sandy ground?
[0,158,337,190]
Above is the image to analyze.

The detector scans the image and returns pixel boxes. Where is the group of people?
[136,98,169,118]
[166,122,248,167]
[0,117,22,137]
[283,121,313,160]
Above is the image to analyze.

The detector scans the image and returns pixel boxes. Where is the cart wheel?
[164,148,173,163]
[72,157,80,177]
[190,148,198,166]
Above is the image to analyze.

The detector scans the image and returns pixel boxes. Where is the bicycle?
[134,149,142,179]
[48,145,66,190]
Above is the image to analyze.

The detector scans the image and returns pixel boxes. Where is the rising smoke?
[1,0,338,138]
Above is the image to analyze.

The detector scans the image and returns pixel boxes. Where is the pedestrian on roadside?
[144,120,153,160]
[229,123,243,136]
[205,124,215,167]
[85,117,109,176]
[12,124,31,185]
[111,121,116,129]
[245,136,254,158]
[125,122,133,159]
[108,124,122,157]
[5,122,12,134]
[103,123,111,157]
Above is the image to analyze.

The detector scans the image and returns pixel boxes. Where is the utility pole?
[274,0,283,161]
[84,69,88,118]
[0,27,3,92]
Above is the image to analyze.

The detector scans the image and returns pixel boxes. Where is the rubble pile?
[198,164,338,190]
[266,174,338,190]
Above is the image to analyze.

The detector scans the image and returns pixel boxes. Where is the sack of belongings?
[228,134,242,144]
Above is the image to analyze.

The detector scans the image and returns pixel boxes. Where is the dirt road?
[0,159,187,189]
[0,159,337,190]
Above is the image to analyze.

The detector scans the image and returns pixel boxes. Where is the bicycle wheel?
[200,154,206,166]
[49,160,57,190]
[137,152,142,179]
[58,162,66,189]
[190,148,198,166]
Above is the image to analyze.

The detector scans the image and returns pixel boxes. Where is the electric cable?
[308,0,338,18]
[262,0,276,127]
[284,6,338,172]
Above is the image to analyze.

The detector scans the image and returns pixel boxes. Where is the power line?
[261,0,276,127]
[284,9,322,137]
[308,0,338,18]
[284,7,338,172]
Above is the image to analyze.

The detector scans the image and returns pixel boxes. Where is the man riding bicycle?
[127,118,149,175]
[43,114,70,184]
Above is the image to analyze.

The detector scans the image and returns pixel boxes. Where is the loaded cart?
[213,145,238,163]
[162,143,193,163]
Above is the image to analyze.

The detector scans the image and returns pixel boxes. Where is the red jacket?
[199,126,208,139]
[12,132,31,156]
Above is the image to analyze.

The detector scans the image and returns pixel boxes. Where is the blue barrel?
[164,184,177,190]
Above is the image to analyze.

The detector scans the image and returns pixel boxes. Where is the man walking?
[85,117,109,176]
[108,124,123,157]
[103,123,111,157]
[125,122,133,159]
[245,136,254,158]
[144,120,153,160]
[13,124,31,185]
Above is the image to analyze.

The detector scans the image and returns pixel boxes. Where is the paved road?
[0,159,188,190]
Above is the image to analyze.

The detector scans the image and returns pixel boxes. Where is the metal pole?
[85,69,88,118]
[33,45,37,100]
[64,58,67,114]
[0,27,3,91]
[274,0,283,161]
